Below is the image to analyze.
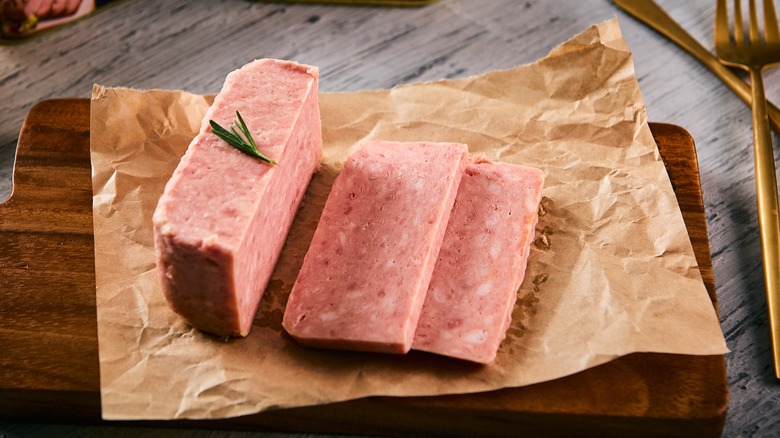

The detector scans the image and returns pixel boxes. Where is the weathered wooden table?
[1,0,778,436]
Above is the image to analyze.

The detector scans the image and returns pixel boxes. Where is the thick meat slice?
[413,160,544,364]
[153,59,322,337]
[283,141,468,353]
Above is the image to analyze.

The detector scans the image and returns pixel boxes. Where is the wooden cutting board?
[0,99,727,437]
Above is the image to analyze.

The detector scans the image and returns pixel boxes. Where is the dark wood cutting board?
[0,99,727,437]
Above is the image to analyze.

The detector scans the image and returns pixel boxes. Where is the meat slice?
[153,59,322,337]
[283,141,468,354]
[413,160,544,364]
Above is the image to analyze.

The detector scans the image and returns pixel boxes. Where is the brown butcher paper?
[89,18,728,420]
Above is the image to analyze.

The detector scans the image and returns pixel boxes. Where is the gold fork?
[715,0,780,379]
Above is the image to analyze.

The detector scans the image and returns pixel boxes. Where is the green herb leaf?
[209,111,277,165]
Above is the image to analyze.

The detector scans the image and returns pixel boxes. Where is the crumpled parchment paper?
[89,18,728,420]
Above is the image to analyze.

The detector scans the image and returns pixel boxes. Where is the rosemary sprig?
[209,111,277,165]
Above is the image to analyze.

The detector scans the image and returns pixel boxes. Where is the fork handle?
[749,66,780,380]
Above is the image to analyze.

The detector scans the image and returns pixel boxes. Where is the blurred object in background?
[255,0,437,6]
[1,0,117,40]
[1,0,437,40]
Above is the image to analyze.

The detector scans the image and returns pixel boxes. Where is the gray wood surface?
[0,0,777,436]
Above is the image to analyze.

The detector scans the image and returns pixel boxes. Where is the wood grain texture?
[0,99,727,437]
[0,0,777,436]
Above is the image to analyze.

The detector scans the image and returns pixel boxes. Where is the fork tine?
[749,0,761,44]
[735,0,746,46]
[716,0,732,47]
[766,0,780,44]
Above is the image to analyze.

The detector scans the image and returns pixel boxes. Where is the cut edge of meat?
[412,160,545,364]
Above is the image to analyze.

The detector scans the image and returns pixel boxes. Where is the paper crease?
[89,19,728,421]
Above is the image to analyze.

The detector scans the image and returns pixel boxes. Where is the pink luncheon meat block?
[153,59,322,337]
[282,141,468,353]
[413,160,544,363]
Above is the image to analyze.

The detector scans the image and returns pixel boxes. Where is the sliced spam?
[153,59,322,337]
[413,160,544,364]
[283,141,468,354]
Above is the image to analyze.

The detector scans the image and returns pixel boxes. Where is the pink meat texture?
[413,160,544,364]
[283,141,468,353]
[153,59,322,337]
[1,0,42,22]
